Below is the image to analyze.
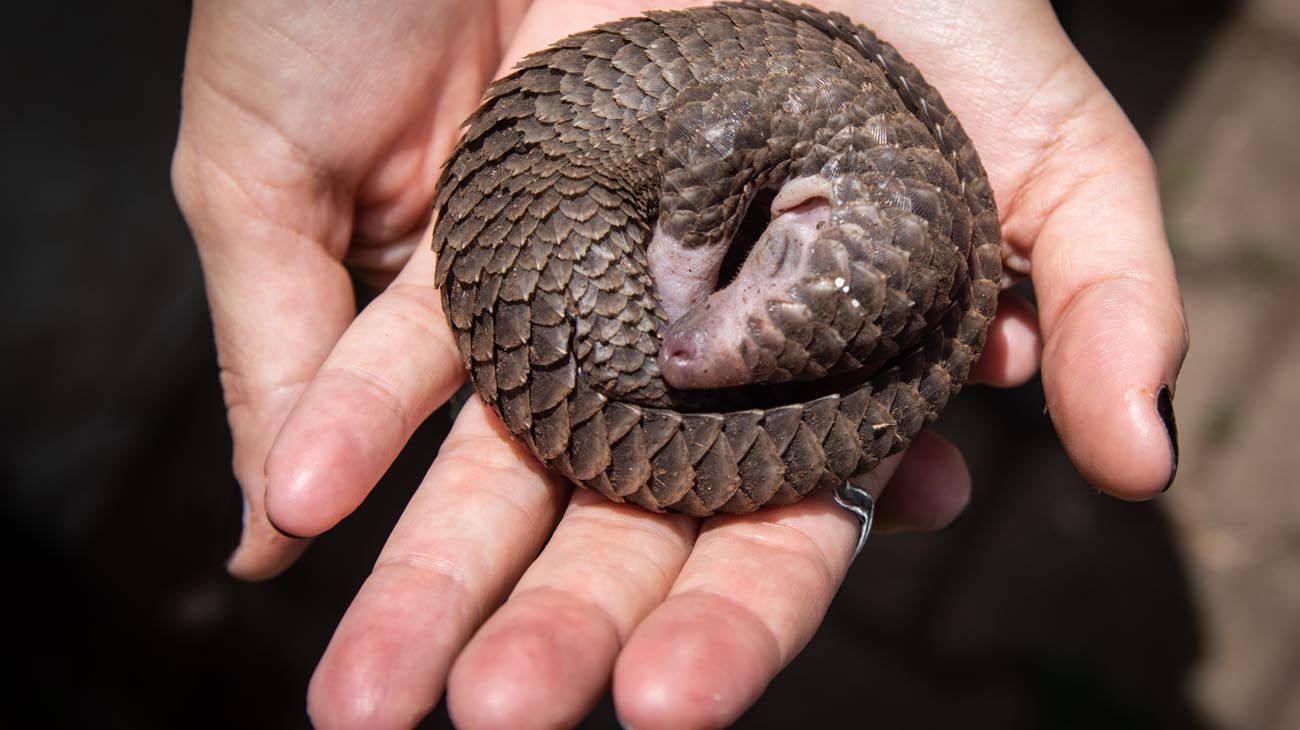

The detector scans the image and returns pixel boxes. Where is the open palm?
[173,1,1186,728]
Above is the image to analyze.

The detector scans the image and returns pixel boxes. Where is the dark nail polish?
[1158,385,1179,492]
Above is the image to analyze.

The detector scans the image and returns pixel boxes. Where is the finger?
[263,240,465,537]
[176,0,525,577]
[446,435,969,729]
[446,492,697,730]
[261,0,679,540]
[172,1,371,577]
[173,138,356,581]
[872,430,971,533]
[969,290,1041,388]
[177,172,352,578]
[1014,104,1187,499]
[612,456,915,730]
[307,399,569,730]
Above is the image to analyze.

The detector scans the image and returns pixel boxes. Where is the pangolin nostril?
[662,329,703,367]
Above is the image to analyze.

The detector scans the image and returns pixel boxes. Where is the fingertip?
[263,369,416,538]
[447,590,619,730]
[969,290,1041,387]
[225,515,310,581]
[306,664,385,730]
[307,632,434,730]
[264,417,359,539]
[614,593,774,730]
[307,565,463,730]
[265,257,465,539]
[221,420,314,579]
[265,512,309,540]
[873,431,971,533]
[1042,280,1184,500]
[1054,380,1177,501]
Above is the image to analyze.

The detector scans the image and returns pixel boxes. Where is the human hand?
[173,0,1185,728]
[172,0,531,579]
[818,0,1186,497]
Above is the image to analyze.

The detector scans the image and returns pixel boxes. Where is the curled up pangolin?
[433,0,1002,517]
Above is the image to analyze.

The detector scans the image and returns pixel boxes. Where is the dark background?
[0,1,1247,727]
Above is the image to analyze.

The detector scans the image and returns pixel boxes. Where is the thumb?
[173,132,356,581]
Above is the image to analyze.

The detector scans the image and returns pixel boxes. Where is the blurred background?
[2,0,1296,727]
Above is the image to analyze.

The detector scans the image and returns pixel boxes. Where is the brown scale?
[433,1,1002,516]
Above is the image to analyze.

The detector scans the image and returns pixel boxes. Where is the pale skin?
[171,1,1187,728]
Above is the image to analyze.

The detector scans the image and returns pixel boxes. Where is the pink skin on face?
[650,176,834,390]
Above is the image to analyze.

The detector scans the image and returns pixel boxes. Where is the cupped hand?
[827,0,1187,496]
[172,0,530,579]
[172,0,1186,728]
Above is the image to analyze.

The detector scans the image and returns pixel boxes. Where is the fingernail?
[1158,384,1179,492]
